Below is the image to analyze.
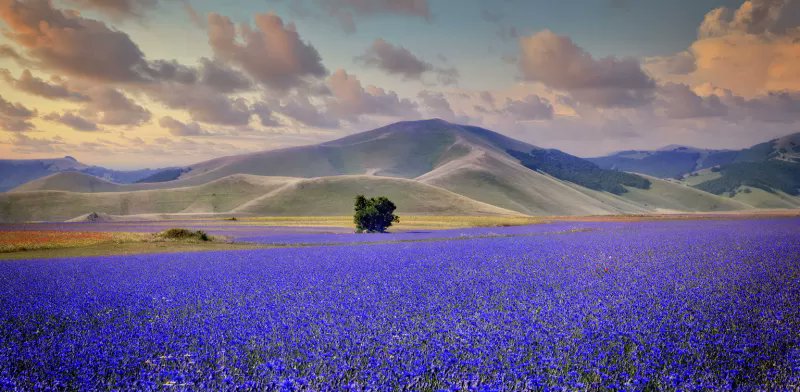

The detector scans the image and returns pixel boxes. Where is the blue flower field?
[1,218,799,390]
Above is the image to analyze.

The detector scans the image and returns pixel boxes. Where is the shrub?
[159,228,210,242]
[354,195,399,233]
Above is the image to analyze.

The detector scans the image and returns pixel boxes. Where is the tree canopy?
[354,195,399,233]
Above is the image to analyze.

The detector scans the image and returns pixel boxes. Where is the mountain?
[590,133,800,178]
[587,146,738,179]
[689,134,800,202]
[0,119,791,222]
[589,133,800,202]
[0,156,173,192]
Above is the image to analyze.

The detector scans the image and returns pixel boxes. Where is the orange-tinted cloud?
[0,0,150,82]
[649,0,800,97]
[207,12,327,91]
[689,32,800,96]
[519,30,655,107]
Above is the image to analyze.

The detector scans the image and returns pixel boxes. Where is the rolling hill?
[1,119,796,222]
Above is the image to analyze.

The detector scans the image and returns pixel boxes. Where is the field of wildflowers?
[0,218,798,390]
[0,230,147,253]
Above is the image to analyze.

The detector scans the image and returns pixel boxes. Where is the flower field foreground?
[1,218,799,390]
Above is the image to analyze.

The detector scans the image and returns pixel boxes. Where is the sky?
[0,0,798,169]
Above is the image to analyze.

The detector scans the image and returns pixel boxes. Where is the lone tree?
[354,195,399,233]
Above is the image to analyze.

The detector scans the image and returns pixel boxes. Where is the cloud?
[0,0,151,82]
[3,132,65,153]
[82,87,151,126]
[501,95,555,120]
[732,90,800,123]
[417,90,454,119]
[315,0,430,33]
[688,31,800,97]
[0,43,31,66]
[198,58,252,93]
[252,102,280,127]
[435,66,459,86]
[181,0,205,29]
[643,51,696,76]
[159,116,211,136]
[357,39,430,79]
[207,12,327,91]
[64,0,159,20]
[44,112,98,131]
[518,30,656,107]
[275,95,339,128]
[647,0,800,97]
[653,82,799,123]
[0,94,36,131]
[146,83,251,126]
[357,39,460,85]
[326,69,418,120]
[416,90,474,123]
[698,0,799,38]
[657,83,727,119]
[0,69,88,101]
[146,60,198,84]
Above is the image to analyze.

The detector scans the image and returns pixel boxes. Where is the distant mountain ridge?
[589,133,800,202]
[590,133,800,177]
[587,147,739,179]
[0,156,177,192]
[0,119,795,222]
